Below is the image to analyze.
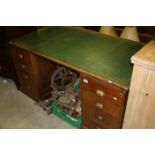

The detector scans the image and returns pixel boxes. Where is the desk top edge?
[9,27,144,90]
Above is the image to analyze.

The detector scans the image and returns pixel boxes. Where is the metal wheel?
[51,67,77,91]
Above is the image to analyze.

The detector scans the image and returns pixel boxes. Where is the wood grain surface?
[123,65,155,128]
[123,41,155,128]
[131,40,155,70]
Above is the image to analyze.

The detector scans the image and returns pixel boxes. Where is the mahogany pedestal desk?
[10,27,143,129]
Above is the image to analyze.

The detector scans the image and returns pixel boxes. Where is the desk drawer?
[82,115,117,129]
[15,61,33,74]
[11,46,31,65]
[20,83,34,92]
[18,72,36,95]
[80,73,126,105]
[93,111,119,128]
[20,84,38,100]
[81,90,122,119]
[17,70,34,86]
[10,45,56,101]
[82,109,119,128]
[15,67,37,98]
[12,47,31,63]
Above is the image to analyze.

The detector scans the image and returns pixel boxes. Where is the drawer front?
[18,72,40,101]
[15,61,33,74]
[82,109,119,128]
[20,84,38,101]
[17,70,35,87]
[80,73,126,105]
[11,46,31,65]
[20,83,34,93]
[82,115,115,129]
[20,78,34,90]
[81,90,122,119]
[18,69,37,96]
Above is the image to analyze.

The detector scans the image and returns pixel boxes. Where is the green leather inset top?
[11,26,143,89]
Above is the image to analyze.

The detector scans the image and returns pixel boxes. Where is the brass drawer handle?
[18,54,23,59]
[95,115,103,121]
[96,90,104,97]
[83,78,88,84]
[96,102,103,109]
[113,97,118,101]
[21,64,26,69]
[24,75,28,79]
[27,85,31,90]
